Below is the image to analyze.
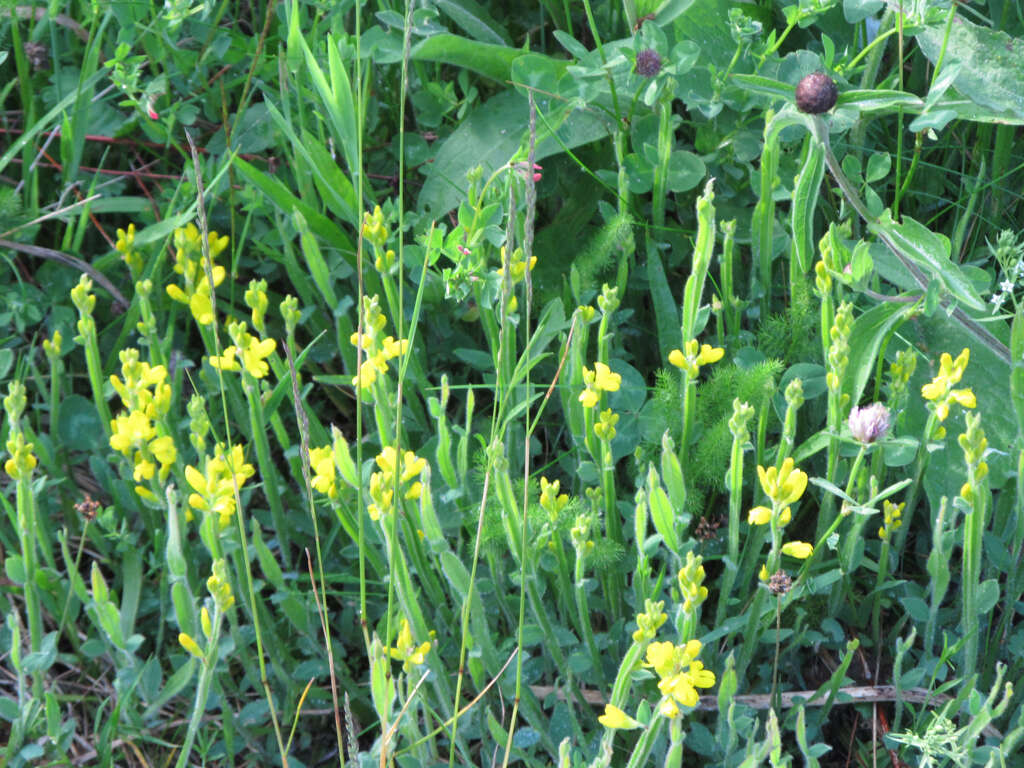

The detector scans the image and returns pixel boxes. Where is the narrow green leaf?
[411,34,524,83]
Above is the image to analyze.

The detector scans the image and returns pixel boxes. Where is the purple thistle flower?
[636,49,662,77]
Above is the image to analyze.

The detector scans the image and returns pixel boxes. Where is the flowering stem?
[716,409,748,625]
[573,542,607,688]
[837,444,869,570]
[871,535,893,648]
[174,605,224,768]
[14,454,43,700]
[720,220,739,341]
[623,712,666,768]
[679,369,696,481]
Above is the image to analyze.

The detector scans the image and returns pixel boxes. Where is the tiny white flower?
[1001,280,1015,293]
[990,292,1006,308]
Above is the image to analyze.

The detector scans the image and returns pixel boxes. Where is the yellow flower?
[697,344,725,365]
[186,445,256,528]
[237,334,276,379]
[631,599,667,643]
[748,506,772,526]
[115,223,143,275]
[668,339,724,377]
[110,410,155,454]
[645,641,677,678]
[179,632,204,659]
[598,704,641,730]
[201,606,213,641]
[921,348,975,422]
[353,352,389,389]
[4,432,37,480]
[579,387,600,409]
[579,362,621,408]
[400,451,427,483]
[644,638,713,715]
[593,362,621,391]
[781,541,813,559]
[381,336,408,361]
[165,223,228,326]
[208,346,241,373]
[757,458,808,507]
[878,500,904,540]
[659,698,680,719]
[386,618,432,672]
[310,445,337,499]
[207,558,235,611]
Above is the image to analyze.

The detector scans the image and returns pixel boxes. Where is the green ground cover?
[2,0,1024,765]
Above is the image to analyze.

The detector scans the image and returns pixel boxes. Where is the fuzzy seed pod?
[795,72,838,114]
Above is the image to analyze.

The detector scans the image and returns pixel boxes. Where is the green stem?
[175,607,225,768]
[244,374,291,567]
[573,544,607,688]
[651,95,673,231]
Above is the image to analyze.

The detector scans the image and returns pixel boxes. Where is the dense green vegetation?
[2,0,1024,765]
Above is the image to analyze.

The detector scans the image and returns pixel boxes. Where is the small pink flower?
[146,100,159,120]
[514,162,542,182]
[457,245,471,256]
[848,402,891,444]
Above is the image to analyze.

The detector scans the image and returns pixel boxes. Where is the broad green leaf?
[293,209,337,307]
[418,90,611,216]
[666,149,706,192]
[976,579,1000,614]
[57,394,104,452]
[144,658,198,720]
[916,18,1024,120]
[871,211,986,311]
[656,0,697,25]
[843,0,883,22]
[119,549,142,642]
[845,301,915,408]
[434,0,511,45]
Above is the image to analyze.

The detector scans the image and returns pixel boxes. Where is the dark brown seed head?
[767,570,793,596]
[795,72,838,114]
[636,48,663,78]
